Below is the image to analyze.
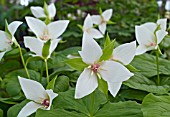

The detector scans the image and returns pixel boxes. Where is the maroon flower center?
[42,99,50,107]
[149,43,156,46]
[91,64,100,73]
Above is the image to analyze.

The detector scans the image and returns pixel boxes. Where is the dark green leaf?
[142,93,170,117]
[97,78,108,98]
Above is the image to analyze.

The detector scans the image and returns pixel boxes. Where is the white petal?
[47,20,69,39]
[135,25,155,45]
[99,23,106,34]
[91,15,102,25]
[0,31,11,51]
[24,36,44,57]
[79,34,102,64]
[0,51,6,61]
[136,45,148,55]
[142,22,157,33]
[18,76,48,101]
[108,82,122,97]
[75,68,98,99]
[157,18,167,31]
[18,101,42,117]
[49,39,60,58]
[8,21,22,35]
[30,6,46,18]
[156,30,168,44]
[113,41,136,65]
[102,9,113,21]
[46,89,58,110]
[99,61,134,82]
[48,3,56,18]
[83,14,93,30]
[25,17,46,38]
[88,28,103,39]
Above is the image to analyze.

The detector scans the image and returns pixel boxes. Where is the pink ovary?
[42,99,50,107]
[91,64,100,73]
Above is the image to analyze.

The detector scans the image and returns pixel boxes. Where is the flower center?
[42,99,50,107]
[91,64,100,73]
[40,34,50,40]
[149,43,156,47]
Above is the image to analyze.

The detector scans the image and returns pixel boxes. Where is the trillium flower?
[31,3,56,19]
[0,21,22,61]
[18,76,58,117]
[25,17,69,41]
[24,36,60,58]
[75,35,133,99]
[83,14,103,39]
[135,19,168,55]
[91,9,113,34]
[111,41,136,65]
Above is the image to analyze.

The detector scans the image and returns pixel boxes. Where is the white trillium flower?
[83,14,103,39]
[0,21,22,61]
[24,36,60,58]
[25,17,69,41]
[75,35,134,99]
[91,9,113,34]
[135,19,168,55]
[31,3,56,19]
[18,76,58,117]
[112,41,136,65]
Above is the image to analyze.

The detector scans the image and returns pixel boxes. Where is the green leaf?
[97,78,108,98]
[43,2,48,16]
[124,72,170,94]
[0,109,3,117]
[26,56,43,66]
[52,89,107,116]
[66,58,88,71]
[131,53,170,77]
[5,20,12,38]
[42,40,51,59]
[53,75,70,93]
[142,93,170,117]
[7,100,30,117]
[95,101,143,117]
[99,39,115,61]
[36,109,87,117]
[126,64,139,72]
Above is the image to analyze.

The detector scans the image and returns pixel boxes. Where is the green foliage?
[142,93,170,117]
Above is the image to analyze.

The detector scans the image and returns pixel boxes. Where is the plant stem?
[90,91,95,117]
[44,58,49,83]
[18,45,30,79]
[156,48,160,85]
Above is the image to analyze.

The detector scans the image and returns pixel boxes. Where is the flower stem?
[156,48,160,85]
[18,45,30,79]
[44,59,49,83]
[90,91,95,117]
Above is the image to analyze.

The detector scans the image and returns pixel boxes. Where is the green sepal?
[42,40,51,59]
[107,20,115,24]
[5,20,12,39]
[99,8,102,15]
[97,76,108,98]
[77,24,83,31]
[100,39,115,61]
[46,75,58,90]
[126,64,140,72]
[104,32,111,48]
[43,2,49,16]
[65,58,88,71]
